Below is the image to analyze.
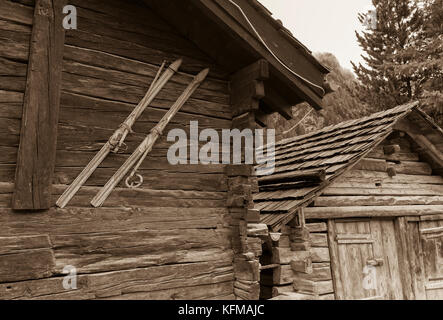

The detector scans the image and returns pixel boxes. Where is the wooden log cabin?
[0,0,332,299]
[255,102,443,300]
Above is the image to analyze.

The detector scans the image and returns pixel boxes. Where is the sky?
[259,0,374,72]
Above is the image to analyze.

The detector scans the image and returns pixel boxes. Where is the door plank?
[420,219,443,299]
[394,217,415,299]
[327,220,342,300]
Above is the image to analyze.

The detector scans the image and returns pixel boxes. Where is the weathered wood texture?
[0,0,235,300]
[269,221,334,300]
[0,1,34,188]
[12,0,66,209]
[310,135,443,220]
[328,219,404,300]
[53,0,231,194]
[419,218,443,299]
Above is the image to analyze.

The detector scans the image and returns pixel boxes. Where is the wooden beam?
[314,195,443,207]
[230,59,269,85]
[262,86,294,120]
[230,60,269,120]
[305,205,443,219]
[12,0,66,209]
[258,169,326,184]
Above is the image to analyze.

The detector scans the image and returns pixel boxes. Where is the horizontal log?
[271,285,294,297]
[69,0,177,33]
[0,56,27,76]
[0,248,55,283]
[420,213,443,221]
[0,235,51,255]
[0,261,234,300]
[0,146,18,165]
[272,248,310,265]
[276,235,290,248]
[310,233,328,247]
[53,168,227,192]
[0,90,24,103]
[233,259,260,282]
[355,158,433,175]
[293,279,334,295]
[50,192,226,209]
[290,242,311,251]
[271,292,316,300]
[310,248,330,263]
[354,158,387,172]
[342,170,443,184]
[65,28,222,79]
[393,161,433,175]
[305,205,443,219]
[273,265,296,285]
[0,206,228,236]
[107,281,234,300]
[0,76,26,92]
[62,59,229,105]
[323,186,443,196]
[258,169,326,185]
[293,266,331,281]
[0,117,21,136]
[0,18,32,34]
[247,224,268,237]
[0,1,34,25]
[69,12,216,71]
[305,222,327,233]
[368,149,419,162]
[63,45,228,93]
[290,257,312,274]
[0,30,30,61]
[314,196,443,207]
[49,226,232,274]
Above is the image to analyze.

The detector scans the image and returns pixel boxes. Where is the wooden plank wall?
[0,0,235,300]
[312,134,443,210]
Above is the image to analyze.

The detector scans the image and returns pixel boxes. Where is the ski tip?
[195,68,210,82]
[170,59,183,71]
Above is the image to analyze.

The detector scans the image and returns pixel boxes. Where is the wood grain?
[12,0,66,209]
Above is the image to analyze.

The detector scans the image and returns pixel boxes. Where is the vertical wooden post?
[12,0,66,209]
[229,60,269,300]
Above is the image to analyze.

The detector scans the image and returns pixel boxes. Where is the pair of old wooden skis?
[56,59,209,208]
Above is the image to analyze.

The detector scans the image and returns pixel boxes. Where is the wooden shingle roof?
[255,102,424,230]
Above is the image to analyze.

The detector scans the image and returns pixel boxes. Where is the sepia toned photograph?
[0,0,441,307]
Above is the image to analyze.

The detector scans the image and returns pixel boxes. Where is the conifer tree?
[352,0,423,110]
[353,0,442,125]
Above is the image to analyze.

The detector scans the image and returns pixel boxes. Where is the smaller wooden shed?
[254,102,443,300]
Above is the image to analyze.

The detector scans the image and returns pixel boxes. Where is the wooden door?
[419,217,443,299]
[328,218,404,300]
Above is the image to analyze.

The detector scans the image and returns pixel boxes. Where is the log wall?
[303,133,443,300]
[267,221,335,300]
[0,0,236,300]
[0,0,34,179]
[310,134,443,215]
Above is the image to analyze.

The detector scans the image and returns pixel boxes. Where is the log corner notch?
[12,0,66,210]
[230,59,268,127]
[230,59,298,127]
